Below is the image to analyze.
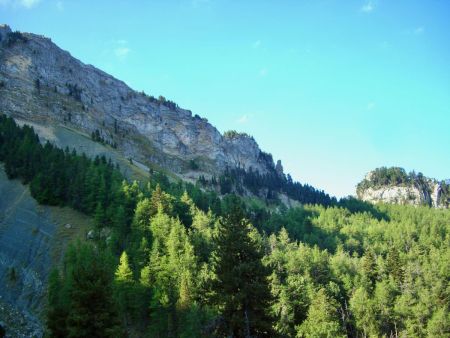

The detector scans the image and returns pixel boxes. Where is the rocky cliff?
[356,167,450,208]
[0,24,277,179]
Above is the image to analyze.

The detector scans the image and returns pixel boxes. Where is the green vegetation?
[188,159,199,171]
[4,31,28,47]
[46,242,122,338]
[357,167,417,192]
[139,92,179,110]
[212,197,274,337]
[90,128,117,148]
[65,83,82,102]
[1,115,449,337]
[202,166,337,207]
[223,130,251,139]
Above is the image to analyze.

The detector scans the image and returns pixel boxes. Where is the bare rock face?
[0,24,276,176]
[275,160,284,176]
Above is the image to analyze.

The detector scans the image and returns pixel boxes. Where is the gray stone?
[87,230,95,240]
[357,170,447,208]
[0,24,275,178]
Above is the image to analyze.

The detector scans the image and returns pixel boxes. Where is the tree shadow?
[338,196,390,221]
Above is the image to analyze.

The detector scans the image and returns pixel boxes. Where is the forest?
[0,114,449,337]
[198,166,336,207]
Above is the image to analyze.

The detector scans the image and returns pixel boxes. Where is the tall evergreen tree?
[296,288,345,338]
[46,268,68,338]
[212,197,274,337]
[361,249,378,292]
[385,247,404,284]
[115,251,133,282]
[65,242,122,338]
[114,251,137,327]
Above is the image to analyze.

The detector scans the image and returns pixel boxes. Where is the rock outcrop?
[357,168,449,208]
[0,24,276,177]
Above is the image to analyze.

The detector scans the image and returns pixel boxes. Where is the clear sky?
[2,0,449,197]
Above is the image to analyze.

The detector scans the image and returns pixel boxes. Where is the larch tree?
[296,288,345,338]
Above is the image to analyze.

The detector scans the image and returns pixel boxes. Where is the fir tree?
[212,197,274,337]
[386,247,404,284]
[361,249,378,292]
[65,242,122,338]
[46,269,68,338]
[115,251,133,282]
[114,251,136,327]
[296,288,345,338]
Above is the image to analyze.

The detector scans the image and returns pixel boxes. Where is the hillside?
[0,24,272,176]
[1,111,449,338]
[0,165,93,337]
[0,23,449,338]
[0,23,334,206]
[357,167,450,208]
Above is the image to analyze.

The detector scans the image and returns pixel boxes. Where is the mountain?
[0,25,334,335]
[1,24,449,338]
[356,167,450,208]
[0,24,275,180]
[0,24,336,207]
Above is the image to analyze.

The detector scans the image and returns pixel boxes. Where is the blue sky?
[2,0,449,197]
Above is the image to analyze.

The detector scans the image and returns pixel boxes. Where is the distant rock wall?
[0,24,275,177]
[357,170,447,208]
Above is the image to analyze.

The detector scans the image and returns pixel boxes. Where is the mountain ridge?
[0,23,339,207]
[0,24,278,182]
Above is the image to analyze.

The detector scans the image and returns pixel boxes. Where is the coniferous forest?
[1,114,449,337]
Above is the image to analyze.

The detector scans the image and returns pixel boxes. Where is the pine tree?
[212,197,274,337]
[65,242,122,338]
[114,251,136,327]
[46,268,68,338]
[297,288,345,338]
[115,251,133,282]
[190,207,216,264]
[111,205,128,247]
[150,184,174,216]
[361,249,378,292]
[426,307,450,337]
[349,287,378,337]
[386,247,404,284]
[94,201,106,230]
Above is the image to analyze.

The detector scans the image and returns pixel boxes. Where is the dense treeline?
[200,166,337,207]
[1,115,449,337]
[0,30,28,47]
[357,167,428,191]
[0,114,222,233]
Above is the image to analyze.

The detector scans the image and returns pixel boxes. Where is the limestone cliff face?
[0,24,275,176]
[357,170,449,208]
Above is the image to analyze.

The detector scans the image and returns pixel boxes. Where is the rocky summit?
[0,24,277,180]
[356,167,450,208]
